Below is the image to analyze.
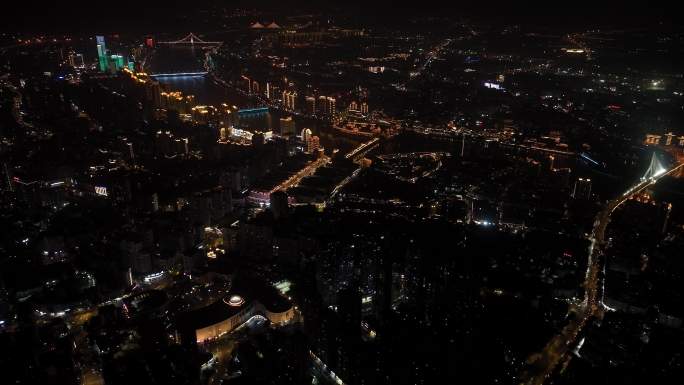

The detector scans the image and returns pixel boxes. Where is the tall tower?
[96,35,108,72]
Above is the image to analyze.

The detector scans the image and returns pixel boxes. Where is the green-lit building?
[96,35,108,72]
[95,35,131,73]
[110,55,126,71]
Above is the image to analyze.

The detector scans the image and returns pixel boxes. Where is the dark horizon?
[2,1,681,33]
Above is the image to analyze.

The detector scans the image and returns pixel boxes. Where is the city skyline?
[1,3,684,385]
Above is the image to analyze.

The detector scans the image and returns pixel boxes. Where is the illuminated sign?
[484,82,502,90]
[95,186,108,196]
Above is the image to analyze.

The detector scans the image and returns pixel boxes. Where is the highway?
[408,38,453,81]
[521,161,684,385]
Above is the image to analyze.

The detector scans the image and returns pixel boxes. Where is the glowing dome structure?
[178,278,295,345]
[224,295,245,307]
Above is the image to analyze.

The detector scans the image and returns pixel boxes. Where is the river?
[146,45,360,152]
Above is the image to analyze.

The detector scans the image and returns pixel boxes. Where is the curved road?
[521,162,684,385]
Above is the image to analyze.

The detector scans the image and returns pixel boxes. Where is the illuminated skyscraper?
[96,35,108,72]
[318,96,336,117]
[110,55,125,72]
[282,90,297,111]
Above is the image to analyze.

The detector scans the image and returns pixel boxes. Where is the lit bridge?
[157,33,222,46]
[345,137,380,163]
[149,71,207,78]
[238,107,270,116]
[521,152,683,385]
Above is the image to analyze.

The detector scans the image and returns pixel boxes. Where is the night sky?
[1,1,680,33]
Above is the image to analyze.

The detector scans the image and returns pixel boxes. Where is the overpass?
[521,154,683,385]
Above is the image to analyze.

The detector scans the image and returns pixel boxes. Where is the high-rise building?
[279,116,296,136]
[306,135,320,154]
[96,35,108,72]
[305,96,316,115]
[126,142,135,162]
[97,44,107,71]
[96,35,106,49]
[110,55,126,72]
[664,132,675,146]
[301,128,312,144]
[282,90,297,111]
[360,102,369,115]
[318,96,336,117]
[182,138,190,155]
[251,80,260,95]
[152,193,160,212]
[572,177,592,199]
[241,75,251,93]
[67,52,85,68]
[266,82,280,101]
